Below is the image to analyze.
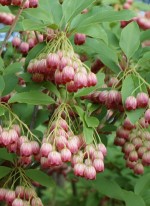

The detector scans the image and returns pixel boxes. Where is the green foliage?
[0,0,150,205]
[0,75,5,95]
[25,169,55,187]
[9,91,55,105]
[0,166,12,179]
[120,22,140,60]
[62,0,95,24]
[0,148,16,162]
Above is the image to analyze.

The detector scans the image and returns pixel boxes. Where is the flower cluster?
[27,32,97,92]
[12,32,43,55]
[0,186,43,206]
[125,92,149,111]
[0,0,39,8]
[84,90,123,111]
[84,87,149,113]
[121,11,150,30]
[114,116,150,175]
[37,102,107,180]
[0,124,40,166]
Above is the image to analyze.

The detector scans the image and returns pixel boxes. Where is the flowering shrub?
[0,0,150,205]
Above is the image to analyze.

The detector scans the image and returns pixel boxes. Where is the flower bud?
[40,143,52,157]
[97,143,107,156]
[29,0,38,8]
[125,96,137,110]
[19,42,29,55]
[20,142,32,156]
[12,198,24,206]
[48,151,62,166]
[136,92,149,108]
[12,37,21,48]
[74,163,85,177]
[128,150,138,162]
[31,141,40,155]
[142,151,150,165]
[61,148,72,162]
[0,188,6,201]
[31,197,43,206]
[62,66,75,83]
[145,109,150,124]
[46,53,60,70]
[123,118,135,130]
[93,158,104,172]
[5,190,16,204]
[134,163,144,175]
[84,165,96,180]
[87,72,97,87]
[74,72,87,89]
[55,136,68,150]
[74,33,86,45]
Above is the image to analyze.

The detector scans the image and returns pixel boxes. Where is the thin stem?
[29,105,39,130]
[0,0,27,56]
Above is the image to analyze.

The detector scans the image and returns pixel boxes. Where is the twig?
[0,0,27,56]
[29,31,42,130]
[29,105,39,130]
[34,31,40,42]
[71,180,77,196]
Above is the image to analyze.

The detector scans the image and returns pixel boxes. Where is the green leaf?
[138,52,150,69]
[140,30,150,42]
[71,9,136,30]
[133,1,150,11]
[12,104,34,124]
[101,124,117,132]
[75,24,108,44]
[84,114,99,127]
[25,169,54,187]
[85,38,120,73]
[0,57,4,68]
[22,0,62,26]
[35,109,49,127]
[0,76,5,95]
[121,74,135,103]
[0,5,11,13]
[0,148,16,163]
[124,190,145,206]
[8,91,55,105]
[0,107,5,116]
[74,72,105,97]
[134,173,150,195]
[4,63,23,75]
[96,106,107,121]
[43,82,60,98]
[86,193,100,206]
[126,109,145,125]
[19,73,32,82]
[0,20,45,33]
[0,166,11,179]
[2,74,18,96]
[62,0,95,24]
[93,175,124,200]
[83,124,94,144]
[74,105,85,122]
[119,22,140,59]
[25,42,46,68]
[40,0,62,25]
